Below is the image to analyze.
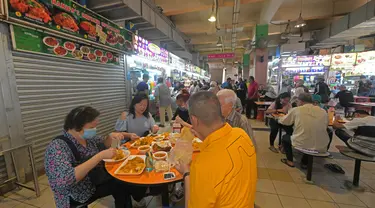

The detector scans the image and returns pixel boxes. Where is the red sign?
[207,53,235,59]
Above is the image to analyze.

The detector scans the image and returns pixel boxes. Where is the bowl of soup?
[153,151,168,161]
[138,145,151,154]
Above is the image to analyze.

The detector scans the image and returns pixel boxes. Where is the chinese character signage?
[208,53,235,59]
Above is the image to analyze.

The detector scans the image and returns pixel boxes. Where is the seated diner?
[44,106,143,208]
[279,93,330,168]
[115,93,159,137]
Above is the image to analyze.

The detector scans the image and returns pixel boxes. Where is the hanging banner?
[208,52,235,59]
[7,0,134,53]
[11,25,120,65]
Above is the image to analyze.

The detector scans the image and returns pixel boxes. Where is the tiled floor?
[2,120,375,207]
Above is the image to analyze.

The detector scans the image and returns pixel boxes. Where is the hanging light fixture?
[208,0,216,22]
[216,37,222,46]
[294,0,306,28]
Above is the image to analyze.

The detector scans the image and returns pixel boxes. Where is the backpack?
[54,136,112,186]
[347,126,375,157]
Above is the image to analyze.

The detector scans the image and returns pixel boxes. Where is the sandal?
[324,163,345,174]
[269,146,279,153]
[281,158,295,168]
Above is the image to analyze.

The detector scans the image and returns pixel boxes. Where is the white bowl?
[153,151,168,161]
[138,145,151,154]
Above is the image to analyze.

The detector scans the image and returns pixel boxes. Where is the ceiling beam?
[259,0,285,24]
[163,0,263,16]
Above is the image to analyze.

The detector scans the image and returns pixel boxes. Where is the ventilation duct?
[314,0,375,48]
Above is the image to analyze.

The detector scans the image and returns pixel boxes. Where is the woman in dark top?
[45,106,138,208]
[172,89,191,127]
[265,93,293,153]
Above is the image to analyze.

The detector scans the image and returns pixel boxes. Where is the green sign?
[8,0,134,53]
[11,25,120,65]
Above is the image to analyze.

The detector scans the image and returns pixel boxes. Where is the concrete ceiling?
[153,0,369,61]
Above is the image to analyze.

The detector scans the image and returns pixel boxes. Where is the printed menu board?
[356,51,375,65]
[7,0,133,53]
[331,53,356,70]
[11,25,120,65]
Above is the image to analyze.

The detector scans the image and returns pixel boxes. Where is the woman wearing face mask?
[172,89,191,128]
[115,93,159,137]
[44,106,139,208]
[265,92,293,153]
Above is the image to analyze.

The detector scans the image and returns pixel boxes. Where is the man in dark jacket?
[314,77,331,103]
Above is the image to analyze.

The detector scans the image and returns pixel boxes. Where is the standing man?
[246,76,259,119]
[222,77,233,89]
[137,74,149,94]
[154,77,173,127]
[217,89,256,147]
[358,75,371,96]
[236,78,247,111]
[291,80,308,107]
[314,77,331,103]
[176,91,257,207]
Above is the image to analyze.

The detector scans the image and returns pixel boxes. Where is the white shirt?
[278,104,330,152]
[344,116,375,133]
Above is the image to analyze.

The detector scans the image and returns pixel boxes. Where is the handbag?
[55,135,112,186]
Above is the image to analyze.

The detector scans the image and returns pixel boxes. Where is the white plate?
[114,155,146,175]
[103,149,130,163]
[130,137,152,148]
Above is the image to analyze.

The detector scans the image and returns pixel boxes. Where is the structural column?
[254,48,268,85]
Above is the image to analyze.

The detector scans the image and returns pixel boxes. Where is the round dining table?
[105,141,196,207]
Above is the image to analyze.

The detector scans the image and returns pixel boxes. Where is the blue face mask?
[82,128,97,139]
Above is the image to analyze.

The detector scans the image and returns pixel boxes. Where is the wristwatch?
[183,172,190,180]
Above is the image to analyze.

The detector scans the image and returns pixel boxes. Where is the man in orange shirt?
[176,91,257,208]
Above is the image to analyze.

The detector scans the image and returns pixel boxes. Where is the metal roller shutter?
[12,52,128,170]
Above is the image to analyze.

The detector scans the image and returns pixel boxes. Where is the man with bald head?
[175,91,257,208]
[217,89,256,146]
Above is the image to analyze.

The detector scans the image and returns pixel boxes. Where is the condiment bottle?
[145,152,154,172]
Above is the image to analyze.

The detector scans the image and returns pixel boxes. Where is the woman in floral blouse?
[45,106,140,208]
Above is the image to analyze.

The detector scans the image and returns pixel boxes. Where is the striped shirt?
[226,110,256,147]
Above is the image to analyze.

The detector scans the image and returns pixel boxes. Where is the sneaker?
[132,198,147,208]
[269,146,279,153]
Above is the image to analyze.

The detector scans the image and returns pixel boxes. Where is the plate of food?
[152,135,166,141]
[131,136,154,148]
[192,138,202,152]
[10,0,52,24]
[169,133,180,144]
[80,21,96,36]
[72,50,83,59]
[152,141,172,152]
[95,49,103,57]
[106,52,114,60]
[100,56,108,64]
[43,36,59,47]
[103,148,130,163]
[87,53,97,61]
[63,41,76,51]
[54,46,68,56]
[80,46,90,54]
[53,13,79,32]
[114,155,146,175]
